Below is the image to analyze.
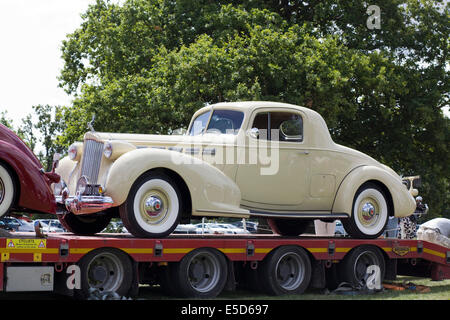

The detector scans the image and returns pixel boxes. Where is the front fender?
[0,141,56,214]
[105,148,249,217]
[332,165,415,218]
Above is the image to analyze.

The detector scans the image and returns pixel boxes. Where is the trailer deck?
[0,231,448,298]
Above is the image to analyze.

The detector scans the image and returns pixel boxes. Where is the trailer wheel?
[170,248,228,298]
[58,212,112,235]
[259,246,312,295]
[343,182,389,239]
[120,172,181,238]
[338,245,385,288]
[267,219,311,236]
[76,248,133,299]
[0,163,16,217]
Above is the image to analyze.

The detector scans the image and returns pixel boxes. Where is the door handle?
[298,150,310,155]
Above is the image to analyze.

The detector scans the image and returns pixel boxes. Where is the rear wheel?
[268,219,311,236]
[76,248,133,299]
[58,212,112,235]
[343,182,389,239]
[120,172,182,238]
[0,163,16,217]
[259,246,312,295]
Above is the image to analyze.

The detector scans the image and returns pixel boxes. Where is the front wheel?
[343,183,389,239]
[58,212,112,235]
[0,163,16,217]
[119,172,182,238]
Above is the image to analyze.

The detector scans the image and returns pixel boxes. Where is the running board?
[244,209,349,219]
[242,206,349,219]
[196,208,348,219]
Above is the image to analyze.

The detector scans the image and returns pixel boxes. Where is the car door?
[235,108,311,209]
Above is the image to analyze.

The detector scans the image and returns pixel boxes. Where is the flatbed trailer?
[0,232,448,299]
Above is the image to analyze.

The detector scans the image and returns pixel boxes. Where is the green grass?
[138,276,450,300]
[0,276,447,301]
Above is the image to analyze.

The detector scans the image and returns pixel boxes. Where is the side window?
[250,111,303,142]
[251,112,269,140]
[270,112,303,142]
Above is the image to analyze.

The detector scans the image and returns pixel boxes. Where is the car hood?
[93,131,237,147]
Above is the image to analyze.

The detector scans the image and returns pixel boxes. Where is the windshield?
[189,109,244,136]
[189,111,211,136]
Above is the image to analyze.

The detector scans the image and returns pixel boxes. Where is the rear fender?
[332,165,415,218]
[0,141,56,214]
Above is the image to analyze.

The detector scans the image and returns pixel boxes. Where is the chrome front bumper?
[56,194,114,215]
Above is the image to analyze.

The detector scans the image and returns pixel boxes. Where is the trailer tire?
[259,246,312,295]
[338,245,385,289]
[76,248,133,299]
[170,248,228,298]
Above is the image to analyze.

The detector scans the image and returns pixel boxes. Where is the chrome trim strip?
[56,195,114,215]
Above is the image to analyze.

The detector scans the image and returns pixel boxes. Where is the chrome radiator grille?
[80,139,104,183]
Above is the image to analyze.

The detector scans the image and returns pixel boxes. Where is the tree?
[0,110,14,129]
[32,105,67,171]
[57,0,449,218]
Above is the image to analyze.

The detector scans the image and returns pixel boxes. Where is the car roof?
[199,101,310,113]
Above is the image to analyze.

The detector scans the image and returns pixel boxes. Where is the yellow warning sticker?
[6,239,47,249]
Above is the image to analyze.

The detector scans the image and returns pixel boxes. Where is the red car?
[0,124,60,218]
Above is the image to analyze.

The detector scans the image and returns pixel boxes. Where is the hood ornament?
[87,114,96,132]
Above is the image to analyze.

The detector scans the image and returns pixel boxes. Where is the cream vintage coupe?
[54,101,417,238]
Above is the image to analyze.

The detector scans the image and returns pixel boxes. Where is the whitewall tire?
[343,182,389,239]
[120,172,182,238]
[0,164,15,217]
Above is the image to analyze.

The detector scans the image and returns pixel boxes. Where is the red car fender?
[0,140,56,214]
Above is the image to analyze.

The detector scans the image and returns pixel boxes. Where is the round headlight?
[68,144,78,161]
[103,142,113,159]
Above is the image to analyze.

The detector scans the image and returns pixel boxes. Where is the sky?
[0,0,96,127]
[0,0,448,129]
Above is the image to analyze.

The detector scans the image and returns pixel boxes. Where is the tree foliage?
[57,0,449,218]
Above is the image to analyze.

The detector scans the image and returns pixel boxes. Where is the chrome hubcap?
[139,189,170,225]
[358,198,379,227]
[144,196,163,216]
[362,203,375,219]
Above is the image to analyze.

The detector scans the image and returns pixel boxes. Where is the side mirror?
[247,127,260,139]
